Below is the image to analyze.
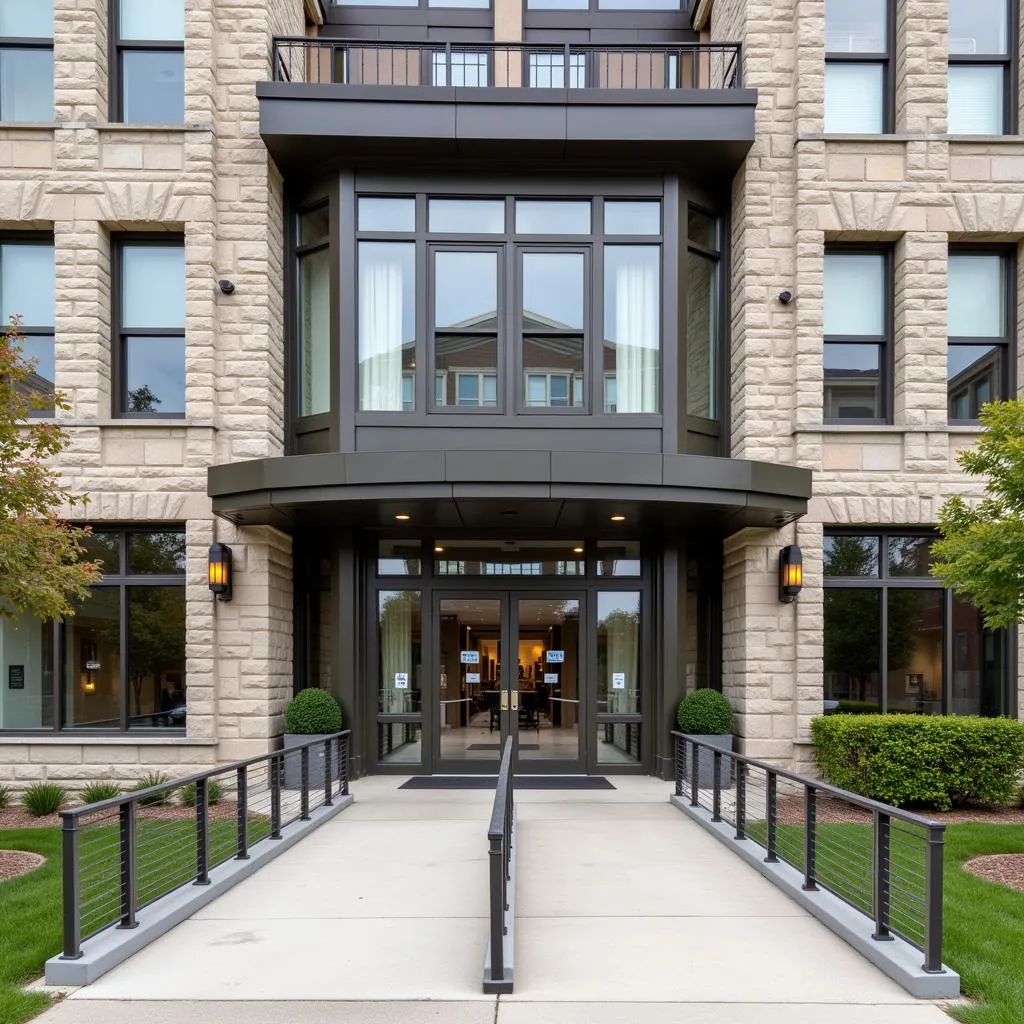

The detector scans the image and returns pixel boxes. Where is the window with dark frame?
[823,531,1009,718]
[297,204,331,418]
[113,0,185,125]
[525,1,682,9]
[823,248,890,424]
[334,0,489,7]
[948,0,1015,135]
[0,237,55,416]
[686,206,719,420]
[0,1,54,122]
[115,236,186,417]
[947,248,1012,421]
[0,528,187,733]
[824,0,891,133]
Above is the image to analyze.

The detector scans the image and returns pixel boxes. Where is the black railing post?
[735,761,746,840]
[674,734,683,797]
[236,766,249,860]
[765,771,778,863]
[923,824,946,973]
[712,750,722,822]
[689,740,699,807]
[802,785,818,891]
[60,813,83,960]
[324,738,334,807]
[300,745,311,821]
[341,734,349,796]
[872,810,893,941]
[195,777,210,885]
[118,802,137,929]
[270,754,282,839]
[489,834,504,982]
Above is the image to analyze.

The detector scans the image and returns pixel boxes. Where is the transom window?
[947,248,1012,421]
[824,0,891,133]
[355,194,664,416]
[824,531,1008,717]
[948,0,1014,135]
[0,0,54,122]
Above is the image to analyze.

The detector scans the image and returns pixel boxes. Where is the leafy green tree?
[933,398,1024,629]
[0,321,100,620]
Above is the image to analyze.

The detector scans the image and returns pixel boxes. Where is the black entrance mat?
[467,743,540,751]
[399,775,616,790]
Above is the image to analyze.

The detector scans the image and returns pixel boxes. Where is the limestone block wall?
[0,0,308,793]
[713,0,1024,766]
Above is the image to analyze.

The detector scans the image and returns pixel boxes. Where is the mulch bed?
[0,801,242,831]
[0,849,46,881]
[775,794,1024,826]
[963,854,1024,892]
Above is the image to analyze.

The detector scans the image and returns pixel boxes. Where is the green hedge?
[811,714,1024,811]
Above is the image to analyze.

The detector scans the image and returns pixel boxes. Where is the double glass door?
[435,592,584,773]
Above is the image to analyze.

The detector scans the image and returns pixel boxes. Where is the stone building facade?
[0,0,1019,791]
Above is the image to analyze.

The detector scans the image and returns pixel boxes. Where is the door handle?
[511,691,519,711]
[500,690,509,711]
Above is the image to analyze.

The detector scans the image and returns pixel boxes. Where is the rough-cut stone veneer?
[713,0,1024,767]
[0,0,307,792]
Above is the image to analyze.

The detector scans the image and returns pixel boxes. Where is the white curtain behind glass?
[609,248,659,413]
[380,592,414,714]
[359,244,406,411]
[300,248,330,416]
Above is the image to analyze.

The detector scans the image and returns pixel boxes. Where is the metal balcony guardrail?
[671,732,946,975]
[483,735,515,993]
[272,38,743,92]
[58,731,351,962]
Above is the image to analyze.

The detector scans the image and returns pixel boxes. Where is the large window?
[823,250,889,423]
[947,249,1012,421]
[297,204,330,417]
[0,238,55,416]
[114,0,185,124]
[0,529,187,733]
[0,0,54,121]
[824,531,1009,717]
[948,0,1014,135]
[116,238,186,417]
[824,0,890,133]
[355,193,665,417]
[686,207,719,420]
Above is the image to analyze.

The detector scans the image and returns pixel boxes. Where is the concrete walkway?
[35,776,954,1024]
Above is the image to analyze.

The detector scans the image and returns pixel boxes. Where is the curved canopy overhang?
[208,451,811,537]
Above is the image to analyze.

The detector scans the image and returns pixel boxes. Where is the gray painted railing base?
[669,795,960,1000]
[45,795,354,987]
[482,807,517,994]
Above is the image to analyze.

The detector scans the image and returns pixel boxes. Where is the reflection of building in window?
[947,345,998,420]
[824,365,879,419]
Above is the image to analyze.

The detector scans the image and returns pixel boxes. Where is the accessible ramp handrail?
[670,731,946,974]
[483,735,515,993]
[58,730,351,962]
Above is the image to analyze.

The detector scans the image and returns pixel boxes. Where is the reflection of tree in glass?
[129,531,186,574]
[888,536,933,577]
[127,384,161,413]
[128,588,186,721]
[824,534,878,577]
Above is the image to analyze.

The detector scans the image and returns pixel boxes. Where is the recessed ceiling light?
[394,514,411,521]
[435,546,444,552]
[610,515,626,522]
[573,547,584,554]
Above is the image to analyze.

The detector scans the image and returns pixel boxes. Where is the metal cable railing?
[272,38,743,91]
[59,731,351,961]
[671,731,946,975]
[483,735,515,994]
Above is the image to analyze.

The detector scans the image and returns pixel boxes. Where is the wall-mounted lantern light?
[779,545,803,603]
[208,543,233,601]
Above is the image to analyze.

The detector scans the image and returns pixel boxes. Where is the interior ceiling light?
[573,547,584,553]
[394,514,411,521]
[435,545,444,552]
[610,515,626,522]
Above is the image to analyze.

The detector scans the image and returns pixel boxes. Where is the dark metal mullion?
[119,534,129,731]
[880,585,888,714]
[943,587,953,715]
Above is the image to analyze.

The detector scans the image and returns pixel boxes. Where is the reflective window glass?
[0,0,54,37]
[122,245,185,329]
[435,252,498,328]
[127,531,186,575]
[523,253,584,329]
[0,243,54,327]
[887,590,944,714]
[124,336,185,414]
[824,253,885,336]
[687,208,717,249]
[119,0,185,41]
[948,254,1005,336]
[687,251,717,419]
[825,0,888,51]
[82,532,121,574]
[948,344,1001,420]
[358,197,415,233]
[0,613,54,730]
[300,205,330,245]
[127,586,186,727]
[434,541,585,576]
[949,0,1009,54]
[824,589,881,713]
[121,49,185,124]
[429,199,504,234]
[64,588,121,730]
[605,202,661,236]
[824,342,882,420]
[0,48,54,121]
[516,200,591,235]
[887,536,934,577]
[604,246,660,413]
[596,592,640,714]
[378,540,422,576]
[824,535,880,577]
[379,722,423,764]
[596,541,641,577]
[948,66,1005,134]
[299,246,331,416]
[825,63,884,133]
[378,591,422,713]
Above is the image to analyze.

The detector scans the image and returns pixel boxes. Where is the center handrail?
[483,735,515,993]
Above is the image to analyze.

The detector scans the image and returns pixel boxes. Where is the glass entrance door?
[432,592,586,773]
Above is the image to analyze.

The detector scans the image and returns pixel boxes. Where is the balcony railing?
[272,38,743,92]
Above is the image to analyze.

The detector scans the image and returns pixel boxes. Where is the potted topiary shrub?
[283,687,343,790]
[677,688,734,789]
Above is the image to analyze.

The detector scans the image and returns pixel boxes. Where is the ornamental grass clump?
[21,783,65,817]
[677,688,733,735]
[181,779,224,807]
[80,782,120,806]
[285,687,343,734]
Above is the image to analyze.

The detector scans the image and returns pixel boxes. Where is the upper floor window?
[686,206,718,421]
[823,249,890,423]
[526,1,683,8]
[947,249,1012,420]
[948,0,1014,135]
[298,204,331,417]
[0,0,54,122]
[355,194,663,416]
[115,237,186,417]
[114,0,185,124]
[334,1,489,6]
[0,237,55,416]
[824,0,891,133]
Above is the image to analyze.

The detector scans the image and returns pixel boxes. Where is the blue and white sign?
[460,651,480,665]
[466,672,481,683]
[544,672,559,684]
[546,650,565,663]
[394,672,409,689]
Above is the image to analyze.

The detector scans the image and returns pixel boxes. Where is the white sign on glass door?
[612,672,626,690]
[466,672,481,683]
[460,651,480,664]
[546,650,565,663]
[394,672,409,689]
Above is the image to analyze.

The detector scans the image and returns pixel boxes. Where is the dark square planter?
[282,733,333,791]
[680,732,734,789]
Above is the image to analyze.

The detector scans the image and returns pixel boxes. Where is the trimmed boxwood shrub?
[677,688,733,735]
[812,714,1024,811]
[285,687,342,735]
